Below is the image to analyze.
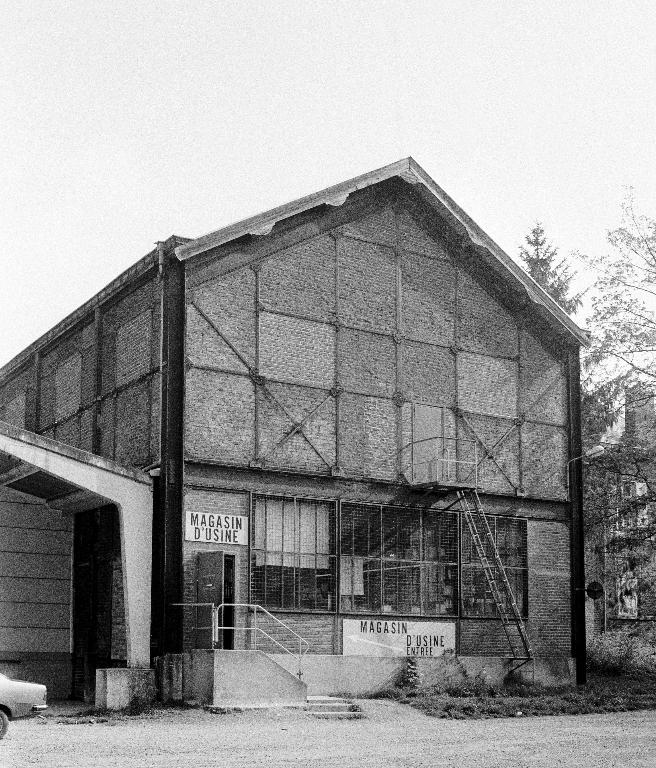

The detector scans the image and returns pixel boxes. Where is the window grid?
[250,494,528,620]
[340,503,458,617]
[251,495,337,612]
[460,515,528,618]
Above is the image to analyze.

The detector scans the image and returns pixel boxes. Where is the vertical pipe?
[333,233,341,472]
[31,350,41,434]
[253,266,260,463]
[567,346,586,684]
[92,308,102,454]
[160,244,185,654]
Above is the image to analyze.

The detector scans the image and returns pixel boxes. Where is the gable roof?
[175,157,589,347]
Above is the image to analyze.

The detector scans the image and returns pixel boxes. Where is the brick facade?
[0,170,584,692]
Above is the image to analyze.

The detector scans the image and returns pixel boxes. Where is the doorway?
[194,551,235,649]
[71,506,120,701]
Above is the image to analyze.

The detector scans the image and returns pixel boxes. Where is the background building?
[0,159,588,703]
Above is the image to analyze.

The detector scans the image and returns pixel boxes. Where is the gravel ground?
[2,700,656,768]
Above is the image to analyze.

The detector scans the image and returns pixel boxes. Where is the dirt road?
[2,700,655,768]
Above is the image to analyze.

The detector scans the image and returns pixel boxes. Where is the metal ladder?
[457,489,532,661]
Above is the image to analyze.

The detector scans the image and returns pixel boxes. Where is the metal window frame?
[460,513,529,619]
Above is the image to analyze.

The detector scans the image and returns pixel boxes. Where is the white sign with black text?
[342,619,456,657]
[185,511,248,545]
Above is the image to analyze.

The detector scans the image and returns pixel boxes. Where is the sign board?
[342,619,456,657]
[185,511,248,546]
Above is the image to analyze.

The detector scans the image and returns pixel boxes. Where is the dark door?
[223,555,235,650]
[195,551,223,648]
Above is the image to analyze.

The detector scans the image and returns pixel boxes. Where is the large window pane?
[341,504,457,617]
[339,556,381,613]
[252,496,337,612]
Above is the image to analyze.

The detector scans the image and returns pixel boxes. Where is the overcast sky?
[2,1,655,367]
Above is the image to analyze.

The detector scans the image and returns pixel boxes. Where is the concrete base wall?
[181,650,307,707]
[95,668,156,710]
[270,654,576,695]
[157,651,575,705]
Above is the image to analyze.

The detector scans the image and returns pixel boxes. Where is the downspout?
[159,241,186,654]
[567,346,586,684]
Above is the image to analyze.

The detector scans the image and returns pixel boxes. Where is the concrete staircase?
[306,695,364,720]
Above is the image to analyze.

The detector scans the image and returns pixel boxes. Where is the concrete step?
[311,711,364,720]
[306,696,363,719]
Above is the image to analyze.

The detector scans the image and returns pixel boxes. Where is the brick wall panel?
[0,367,31,429]
[339,329,396,398]
[520,330,567,425]
[402,341,455,406]
[527,520,571,654]
[259,235,336,322]
[191,268,256,365]
[54,415,80,449]
[111,556,126,659]
[339,206,397,246]
[115,310,152,387]
[99,398,115,459]
[521,423,568,500]
[258,383,335,471]
[79,408,94,453]
[256,613,335,655]
[187,304,249,374]
[338,239,396,333]
[459,620,514,656]
[458,353,518,418]
[114,382,152,466]
[397,207,449,260]
[458,414,519,494]
[185,369,255,463]
[339,394,397,479]
[259,313,335,389]
[54,354,82,422]
[457,270,518,358]
[402,253,455,345]
[0,392,26,428]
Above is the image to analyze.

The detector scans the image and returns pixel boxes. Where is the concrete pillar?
[117,499,152,668]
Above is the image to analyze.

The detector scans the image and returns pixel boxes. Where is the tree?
[519,222,583,315]
[584,194,656,400]
[581,196,656,627]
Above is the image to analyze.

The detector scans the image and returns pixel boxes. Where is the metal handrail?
[171,601,310,678]
[216,603,309,678]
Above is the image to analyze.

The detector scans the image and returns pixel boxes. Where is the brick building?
[0,159,589,704]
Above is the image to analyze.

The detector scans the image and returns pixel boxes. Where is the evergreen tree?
[519,222,582,314]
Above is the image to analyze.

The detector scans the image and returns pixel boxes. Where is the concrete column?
[117,498,153,667]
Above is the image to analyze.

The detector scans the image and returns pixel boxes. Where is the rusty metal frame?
[189,291,335,470]
[456,409,520,491]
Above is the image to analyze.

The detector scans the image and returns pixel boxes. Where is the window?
[251,495,525,620]
[340,504,458,616]
[461,516,528,617]
[251,496,337,610]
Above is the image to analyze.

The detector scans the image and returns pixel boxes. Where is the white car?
[0,673,48,739]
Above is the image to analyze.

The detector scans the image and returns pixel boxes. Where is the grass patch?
[404,674,656,719]
[381,633,656,719]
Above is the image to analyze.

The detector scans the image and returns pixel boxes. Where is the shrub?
[587,629,656,675]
